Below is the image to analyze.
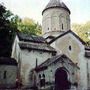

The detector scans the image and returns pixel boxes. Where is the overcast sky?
[0,0,90,24]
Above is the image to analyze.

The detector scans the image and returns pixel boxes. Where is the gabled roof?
[42,0,70,15]
[49,30,86,45]
[45,35,55,39]
[35,54,79,72]
[17,32,46,43]
[0,57,17,66]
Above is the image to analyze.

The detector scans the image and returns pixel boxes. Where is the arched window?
[48,27,49,30]
[43,74,45,78]
[39,74,41,78]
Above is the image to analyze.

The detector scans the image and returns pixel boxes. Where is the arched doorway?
[55,67,71,90]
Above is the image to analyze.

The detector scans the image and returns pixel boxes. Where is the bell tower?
[42,0,71,38]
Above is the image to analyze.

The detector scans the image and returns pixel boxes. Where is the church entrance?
[55,67,71,90]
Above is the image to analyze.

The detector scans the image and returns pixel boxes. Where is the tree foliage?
[0,4,17,57]
[15,17,42,35]
[0,4,42,57]
[72,21,90,46]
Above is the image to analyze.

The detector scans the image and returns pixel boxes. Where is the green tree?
[0,4,42,57]
[17,17,42,35]
[72,21,90,46]
[10,16,42,35]
[0,4,17,57]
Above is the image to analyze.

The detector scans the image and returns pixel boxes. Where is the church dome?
[42,0,70,15]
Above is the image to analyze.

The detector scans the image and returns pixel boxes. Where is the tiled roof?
[19,42,56,53]
[42,0,70,14]
[0,57,17,66]
[17,32,46,43]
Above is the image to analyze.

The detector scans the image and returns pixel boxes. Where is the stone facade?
[0,57,17,88]
[51,32,84,63]
[20,48,54,85]
[0,65,17,88]
[49,31,90,89]
[41,0,90,89]
[32,54,79,89]
[11,33,56,86]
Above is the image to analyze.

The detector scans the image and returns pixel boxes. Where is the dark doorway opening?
[55,67,71,90]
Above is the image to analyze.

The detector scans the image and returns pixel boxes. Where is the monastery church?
[0,0,89,89]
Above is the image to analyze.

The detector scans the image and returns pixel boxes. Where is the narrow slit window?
[69,46,71,51]
[62,24,63,30]
[39,74,41,78]
[43,74,45,78]
[4,71,7,79]
[48,28,49,30]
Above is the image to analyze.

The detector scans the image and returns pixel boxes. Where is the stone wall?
[20,49,52,85]
[51,33,88,89]
[0,65,17,88]
[11,35,21,61]
[36,57,79,89]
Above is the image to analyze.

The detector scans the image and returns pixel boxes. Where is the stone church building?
[11,0,90,89]
[41,0,90,89]
[11,32,56,87]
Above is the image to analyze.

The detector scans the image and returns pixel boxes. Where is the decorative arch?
[51,11,59,31]
[59,14,65,30]
[55,67,71,90]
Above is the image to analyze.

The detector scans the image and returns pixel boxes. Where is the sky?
[0,0,90,24]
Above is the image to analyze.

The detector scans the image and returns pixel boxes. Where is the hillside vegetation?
[72,21,90,46]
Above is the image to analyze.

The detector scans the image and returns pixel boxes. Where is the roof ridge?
[48,30,86,45]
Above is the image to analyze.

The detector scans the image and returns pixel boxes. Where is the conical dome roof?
[42,0,70,15]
